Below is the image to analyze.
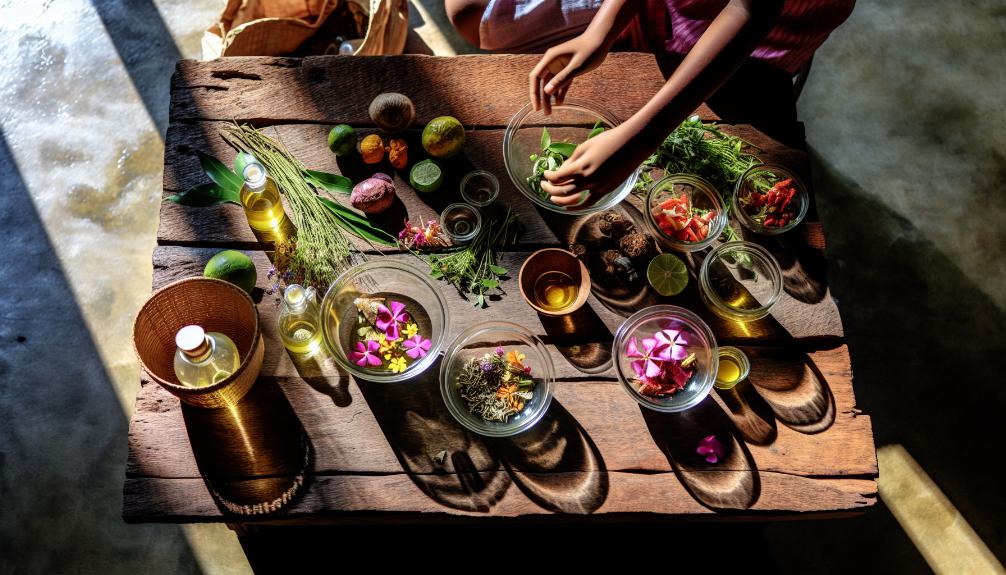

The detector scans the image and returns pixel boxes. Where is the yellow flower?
[378,334,397,355]
[389,357,408,373]
[403,322,419,338]
[506,350,525,370]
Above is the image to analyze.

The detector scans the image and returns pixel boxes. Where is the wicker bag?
[202,0,408,58]
[133,277,264,409]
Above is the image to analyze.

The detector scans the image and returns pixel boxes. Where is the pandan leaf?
[197,151,242,192]
[304,169,353,195]
[546,142,576,157]
[540,126,550,149]
[318,197,397,246]
[233,152,256,177]
[166,182,240,206]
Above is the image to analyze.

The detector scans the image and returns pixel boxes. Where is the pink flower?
[495,346,505,356]
[626,337,667,379]
[655,328,689,361]
[349,339,382,367]
[376,300,410,340]
[402,334,431,359]
[696,435,724,464]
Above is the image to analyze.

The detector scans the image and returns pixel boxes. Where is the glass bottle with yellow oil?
[240,161,289,235]
[278,284,323,355]
[173,325,241,387]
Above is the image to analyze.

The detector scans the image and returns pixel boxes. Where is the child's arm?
[540,0,783,208]
[529,0,646,114]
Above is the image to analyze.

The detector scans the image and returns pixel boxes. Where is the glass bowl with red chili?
[733,164,809,235]
[644,174,727,252]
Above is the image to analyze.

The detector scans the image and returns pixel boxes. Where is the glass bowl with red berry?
[612,305,719,413]
[733,164,809,235]
[645,174,727,252]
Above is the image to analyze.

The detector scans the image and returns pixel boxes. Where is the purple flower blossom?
[654,328,689,361]
[376,300,410,340]
[495,346,505,357]
[696,435,724,464]
[626,337,668,379]
[349,339,382,367]
[267,266,277,279]
[402,334,431,359]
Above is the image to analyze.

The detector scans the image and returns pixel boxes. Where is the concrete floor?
[1,0,1003,573]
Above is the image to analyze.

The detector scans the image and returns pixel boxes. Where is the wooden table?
[124,54,877,523]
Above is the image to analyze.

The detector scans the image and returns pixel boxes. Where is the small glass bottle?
[278,284,323,355]
[173,325,241,388]
[240,161,289,234]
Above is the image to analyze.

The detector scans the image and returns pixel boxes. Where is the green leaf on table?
[546,142,576,157]
[318,197,397,246]
[540,126,550,149]
[166,182,240,206]
[489,264,507,276]
[304,169,353,195]
[197,150,242,192]
[481,278,499,289]
[588,121,605,139]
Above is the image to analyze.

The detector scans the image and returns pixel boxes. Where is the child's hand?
[539,124,652,210]
[529,33,610,115]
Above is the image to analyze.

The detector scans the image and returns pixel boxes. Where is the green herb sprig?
[526,122,604,200]
[429,206,520,308]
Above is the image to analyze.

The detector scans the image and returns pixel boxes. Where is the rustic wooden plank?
[123,471,877,522]
[169,54,716,127]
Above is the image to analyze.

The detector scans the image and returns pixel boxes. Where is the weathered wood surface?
[127,54,875,523]
[170,54,716,126]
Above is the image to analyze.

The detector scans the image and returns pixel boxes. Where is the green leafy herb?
[198,150,242,191]
[318,197,397,247]
[429,206,520,308]
[457,351,535,422]
[526,121,604,201]
[166,182,239,206]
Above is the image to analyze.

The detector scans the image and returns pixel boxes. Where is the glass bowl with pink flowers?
[612,305,719,412]
[439,321,555,437]
[321,260,450,383]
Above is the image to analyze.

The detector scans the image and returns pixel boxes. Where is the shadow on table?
[487,399,609,514]
[538,307,613,374]
[745,348,836,435]
[181,378,311,516]
[642,397,761,511]
[355,356,512,513]
[288,346,353,408]
[740,226,830,305]
[715,379,779,445]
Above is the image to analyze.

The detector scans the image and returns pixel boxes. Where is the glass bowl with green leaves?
[503,99,638,215]
[439,321,555,437]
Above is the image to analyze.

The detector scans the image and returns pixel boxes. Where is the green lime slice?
[409,159,443,193]
[647,253,688,296]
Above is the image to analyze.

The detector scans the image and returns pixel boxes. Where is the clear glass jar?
[278,284,323,356]
[460,170,499,207]
[173,325,241,388]
[699,241,783,322]
[733,164,809,235]
[714,346,751,390]
[440,203,481,245]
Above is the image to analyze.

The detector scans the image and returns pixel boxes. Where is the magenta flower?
[495,346,505,357]
[626,337,668,379]
[696,435,724,464]
[402,334,431,359]
[349,339,382,367]
[655,328,689,361]
[376,300,410,340]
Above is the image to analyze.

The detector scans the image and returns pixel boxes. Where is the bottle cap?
[284,284,305,306]
[175,325,207,353]
[243,162,267,189]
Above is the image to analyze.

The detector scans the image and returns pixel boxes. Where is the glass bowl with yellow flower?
[440,321,555,437]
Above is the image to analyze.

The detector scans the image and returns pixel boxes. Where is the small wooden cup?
[518,248,591,316]
[133,277,263,409]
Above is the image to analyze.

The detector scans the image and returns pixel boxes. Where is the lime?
[647,253,688,296]
[409,159,443,193]
[233,152,256,177]
[204,250,257,294]
[328,124,357,156]
[421,116,465,159]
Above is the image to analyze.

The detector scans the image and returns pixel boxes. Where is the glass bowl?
[698,241,783,322]
[645,174,727,252]
[460,170,499,207]
[733,164,809,235]
[612,305,718,413]
[503,99,638,215]
[439,321,555,437]
[440,202,481,245]
[320,260,450,383]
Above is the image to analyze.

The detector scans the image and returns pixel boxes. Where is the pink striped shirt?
[666,0,856,73]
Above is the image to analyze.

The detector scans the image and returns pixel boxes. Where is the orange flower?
[506,350,525,370]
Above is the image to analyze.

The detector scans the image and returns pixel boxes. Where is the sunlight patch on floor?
[879,445,1005,575]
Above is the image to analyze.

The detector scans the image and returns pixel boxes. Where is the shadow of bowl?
[745,347,836,434]
[538,308,613,374]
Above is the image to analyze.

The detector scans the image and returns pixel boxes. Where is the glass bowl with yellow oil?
[698,241,783,322]
[320,260,450,383]
[612,305,719,413]
[439,321,556,437]
[714,346,750,390]
[518,248,591,316]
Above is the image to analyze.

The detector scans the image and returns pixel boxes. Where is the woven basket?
[133,277,264,409]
